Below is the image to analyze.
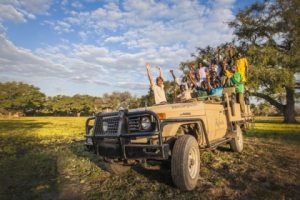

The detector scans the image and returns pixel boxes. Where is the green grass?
[0,117,300,200]
[246,123,300,145]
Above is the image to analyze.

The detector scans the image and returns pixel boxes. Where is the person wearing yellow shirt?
[235,53,249,82]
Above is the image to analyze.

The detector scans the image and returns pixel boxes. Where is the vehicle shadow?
[68,138,300,199]
[131,162,174,187]
[0,120,59,200]
[69,140,175,187]
[68,140,107,171]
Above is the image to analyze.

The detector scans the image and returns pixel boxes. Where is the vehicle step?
[208,138,232,149]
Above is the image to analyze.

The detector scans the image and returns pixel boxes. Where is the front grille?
[94,115,119,135]
[128,117,140,132]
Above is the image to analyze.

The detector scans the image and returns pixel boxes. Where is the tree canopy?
[228,0,299,123]
[0,82,45,115]
[0,82,141,116]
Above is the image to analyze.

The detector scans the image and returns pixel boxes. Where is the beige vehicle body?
[85,87,253,190]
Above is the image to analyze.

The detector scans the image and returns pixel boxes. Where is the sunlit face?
[157,78,163,87]
[180,85,185,92]
[232,66,237,72]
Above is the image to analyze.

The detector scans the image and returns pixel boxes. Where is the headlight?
[102,121,108,132]
[141,117,151,130]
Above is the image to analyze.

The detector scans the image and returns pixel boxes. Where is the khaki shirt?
[152,84,167,104]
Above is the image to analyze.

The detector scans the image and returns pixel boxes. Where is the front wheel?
[171,135,200,191]
[230,125,244,153]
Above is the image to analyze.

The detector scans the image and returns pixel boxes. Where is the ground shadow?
[69,140,174,187]
[68,140,107,171]
[131,162,174,187]
[68,135,300,199]
[0,120,59,200]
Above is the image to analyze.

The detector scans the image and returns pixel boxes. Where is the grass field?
[0,117,299,200]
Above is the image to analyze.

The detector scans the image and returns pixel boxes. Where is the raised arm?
[187,71,196,86]
[146,63,154,86]
[157,66,164,80]
[170,70,176,81]
[170,69,182,86]
[206,72,212,93]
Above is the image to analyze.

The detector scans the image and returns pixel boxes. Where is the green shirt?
[230,72,244,93]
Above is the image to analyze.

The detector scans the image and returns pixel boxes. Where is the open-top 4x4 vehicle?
[85,87,253,191]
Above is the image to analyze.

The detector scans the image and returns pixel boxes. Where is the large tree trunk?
[283,87,297,123]
[251,87,297,124]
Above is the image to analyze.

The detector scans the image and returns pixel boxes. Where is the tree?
[0,82,46,116]
[101,91,139,111]
[229,0,300,123]
[47,95,96,116]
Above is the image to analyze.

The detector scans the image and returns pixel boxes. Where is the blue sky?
[0,0,258,97]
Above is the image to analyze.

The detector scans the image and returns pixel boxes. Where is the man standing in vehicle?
[235,53,249,83]
[146,63,167,104]
[230,65,245,113]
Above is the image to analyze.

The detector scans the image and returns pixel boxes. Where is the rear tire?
[171,135,200,191]
[230,125,243,153]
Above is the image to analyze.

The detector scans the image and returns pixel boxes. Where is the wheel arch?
[161,119,209,147]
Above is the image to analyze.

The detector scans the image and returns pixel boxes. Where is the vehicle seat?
[222,87,236,96]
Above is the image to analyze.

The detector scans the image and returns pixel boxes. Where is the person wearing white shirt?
[146,63,167,104]
[170,70,192,101]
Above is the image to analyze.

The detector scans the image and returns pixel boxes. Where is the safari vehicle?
[84,87,253,191]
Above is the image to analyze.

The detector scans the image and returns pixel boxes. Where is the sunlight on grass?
[0,117,299,199]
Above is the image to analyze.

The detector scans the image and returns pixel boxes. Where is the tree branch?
[251,92,284,111]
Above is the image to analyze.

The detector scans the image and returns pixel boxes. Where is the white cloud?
[0,4,25,22]
[0,32,188,95]
[78,31,88,40]
[0,35,67,77]
[1,0,238,96]
[0,0,51,25]
[104,36,124,43]
[19,0,52,14]
[71,1,83,9]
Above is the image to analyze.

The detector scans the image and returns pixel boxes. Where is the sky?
[0,0,259,97]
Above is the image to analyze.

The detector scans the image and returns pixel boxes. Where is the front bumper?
[94,139,169,159]
[85,136,170,160]
[85,110,169,160]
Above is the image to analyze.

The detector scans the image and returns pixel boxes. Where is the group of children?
[146,45,249,113]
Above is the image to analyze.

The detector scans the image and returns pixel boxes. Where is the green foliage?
[0,82,45,115]
[229,0,300,74]
[0,82,141,116]
[46,95,96,116]
[101,91,139,110]
[228,0,299,123]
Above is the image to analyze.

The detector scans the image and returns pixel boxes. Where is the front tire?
[171,135,200,191]
[230,125,244,153]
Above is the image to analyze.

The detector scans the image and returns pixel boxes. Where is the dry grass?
[0,117,299,200]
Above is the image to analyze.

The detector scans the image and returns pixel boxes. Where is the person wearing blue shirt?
[210,80,224,96]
